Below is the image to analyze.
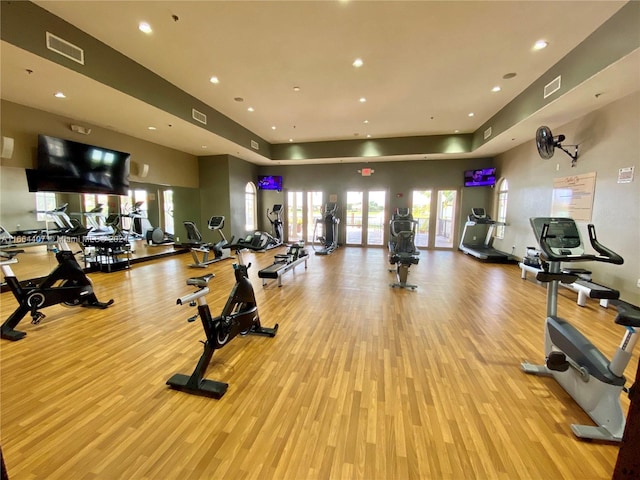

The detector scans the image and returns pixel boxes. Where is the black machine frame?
[167,235,278,398]
[1,237,114,341]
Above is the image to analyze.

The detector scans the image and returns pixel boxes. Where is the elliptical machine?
[313,202,340,255]
[267,204,284,246]
[167,234,278,398]
[388,208,420,290]
[522,217,636,442]
[1,234,114,341]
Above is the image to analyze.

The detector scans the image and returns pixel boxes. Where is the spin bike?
[267,204,284,247]
[522,217,636,442]
[166,235,278,398]
[1,235,114,341]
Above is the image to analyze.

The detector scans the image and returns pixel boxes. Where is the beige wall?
[493,91,640,303]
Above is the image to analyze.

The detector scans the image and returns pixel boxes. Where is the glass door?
[366,190,386,246]
[411,190,432,248]
[287,191,303,242]
[162,189,174,235]
[345,191,363,245]
[435,190,457,248]
[306,191,323,243]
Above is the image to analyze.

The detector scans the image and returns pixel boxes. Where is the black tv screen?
[257,175,283,191]
[29,135,130,195]
[464,167,496,187]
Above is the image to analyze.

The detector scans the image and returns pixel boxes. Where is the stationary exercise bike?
[1,235,114,341]
[267,204,284,246]
[388,208,420,290]
[167,234,278,398]
[183,216,233,268]
[522,217,636,442]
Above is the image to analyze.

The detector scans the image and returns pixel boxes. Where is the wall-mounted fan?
[535,126,579,167]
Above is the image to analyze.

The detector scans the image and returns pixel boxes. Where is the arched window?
[245,182,257,231]
[495,178,508,239]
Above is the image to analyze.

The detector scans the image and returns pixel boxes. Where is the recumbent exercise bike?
[522,217,637,442]
[388,208,420,290]
[1,234,114,341]
[167,234,278,398]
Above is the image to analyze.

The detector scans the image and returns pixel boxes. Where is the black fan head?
[536,126,556,159]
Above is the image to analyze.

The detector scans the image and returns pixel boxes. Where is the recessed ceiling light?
[288,138,293,142]
[147,126,156,130]
[138,22,152,34]
[293,86,301,92]
[363,120,369,124]
[353,58,364,68]
[491,86,501,92]
[54,92,66,98]
[468,112,474,117]
[533,40,548,50]
[359,97,367,103]
[366,134,371,138]
[503,72,517,79]
[209,76,219,84]
[247,107,254,112]
[454,130,460,133]
[234,97,244,102]
[271,126,277,130]
[201,145,208,149]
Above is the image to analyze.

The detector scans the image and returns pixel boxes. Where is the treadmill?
[459,208,514,262]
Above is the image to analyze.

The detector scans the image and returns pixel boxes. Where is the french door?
[286,191,303,242]
[411,189,458,249]
[345,190,387,246]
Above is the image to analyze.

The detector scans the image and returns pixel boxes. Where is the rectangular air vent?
[250,140,259,150]
[544,75,562,99]
[192,108,207,125]
[46,32,84,65]
[484,126,492,140]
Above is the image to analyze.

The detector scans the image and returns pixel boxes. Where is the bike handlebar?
[538,222,623,265]
[177,287,209,305]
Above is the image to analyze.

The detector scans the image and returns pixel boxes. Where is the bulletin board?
[550,172,596,222]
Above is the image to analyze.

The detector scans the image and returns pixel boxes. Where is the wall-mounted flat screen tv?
[464,167,496,187]
[27,135,130,195]
[257,175,283,191]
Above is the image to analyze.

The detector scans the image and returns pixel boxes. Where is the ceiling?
[1,1,639,165]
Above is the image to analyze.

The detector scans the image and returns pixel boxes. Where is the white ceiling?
[1,0,638,165]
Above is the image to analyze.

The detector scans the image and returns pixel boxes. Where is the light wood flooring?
[1,246,636,479]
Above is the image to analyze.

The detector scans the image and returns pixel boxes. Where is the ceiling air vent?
[250,140,259,150]
[544,75,562,99]
[192,108,207,125]
[46,32,84,65]
[484,126,492,140]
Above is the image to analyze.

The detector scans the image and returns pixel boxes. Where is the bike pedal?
[546,351,570,372]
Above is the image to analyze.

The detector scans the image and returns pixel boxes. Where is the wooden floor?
[1,246,636,479]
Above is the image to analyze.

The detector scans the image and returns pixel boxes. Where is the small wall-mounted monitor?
[257,175,283,191]
[464,167,496,187]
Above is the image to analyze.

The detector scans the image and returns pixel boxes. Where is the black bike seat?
[612,300,640,328]
[186,273,215,287]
